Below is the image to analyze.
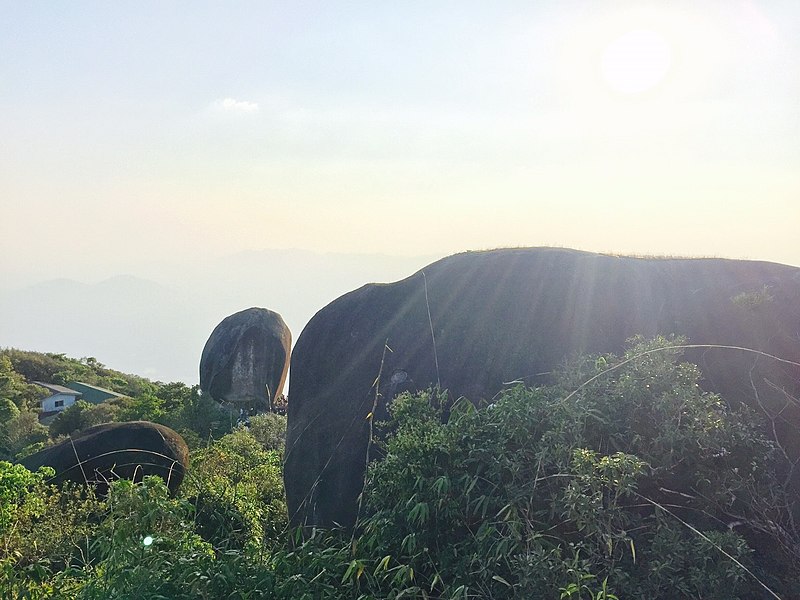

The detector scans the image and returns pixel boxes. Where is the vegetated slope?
[1,347,155,402]
[2,338,797,599]
[0,348,235,462]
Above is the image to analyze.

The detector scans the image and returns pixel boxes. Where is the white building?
[35,382,83,414]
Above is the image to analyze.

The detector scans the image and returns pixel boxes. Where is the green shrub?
[49,400,121,437]
[164,389,233,442]
[353,336,796,599]
[64,476,215,599]
[248,412,287,453]
[2,409,49,460]
[185,427,288,554]
[0,462,103,597]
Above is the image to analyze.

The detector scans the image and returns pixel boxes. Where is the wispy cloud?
[212,97,259,112]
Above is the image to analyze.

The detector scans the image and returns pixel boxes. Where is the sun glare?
[600,29,672,94]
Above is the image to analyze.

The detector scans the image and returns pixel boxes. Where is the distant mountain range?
[0,250,439,384]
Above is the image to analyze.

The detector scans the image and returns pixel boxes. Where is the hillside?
[2,341,799,598]
[0,348,233,462]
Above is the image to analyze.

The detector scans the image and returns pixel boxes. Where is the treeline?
[2,339,799,598]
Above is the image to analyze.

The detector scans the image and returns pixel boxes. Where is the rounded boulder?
[20,421,189,494]
[200,307,291,413]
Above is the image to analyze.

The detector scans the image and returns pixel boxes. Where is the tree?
[152,381,194,413]
[0,399,21,458]
[115,394,165,423]
[0,355,39,410]
[48,400,120,438]
[3,410,48,460]
[164,388,233,444]
[49,400,93,438]
[247,412,287,453]
[0,398,19,424]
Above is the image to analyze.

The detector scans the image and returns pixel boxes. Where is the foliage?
[1,338,797,599]
[49,400,121,438]
[0,461,52,534]
[0,398,21,457]
[152,381,195,413]
[0,396,20,422]
[1,462,99,599]
[352,336,796,599]
[186,426,287,553]
[0,457,280,599]
[0,349,154,402]
[163,388,235,445]
[247,412,287,453]
[1,409,49,461]
[0,349,235,462]
[66,476,216,599]
[0,354,43,411]
[730,285,774,310]
[113,393,166,423]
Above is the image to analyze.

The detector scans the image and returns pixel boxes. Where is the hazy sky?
[2,0,799,287]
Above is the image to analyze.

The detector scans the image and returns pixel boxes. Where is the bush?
[114,393,165,423]
[353,336,797,599]
[185,427,288,554]
[0,397,20,423]
[1,462,104,597]
[49,400,121,438]
[2,409,49,460]
[163,389,234,443]
[248,412,287,453]
[45,476,214,599]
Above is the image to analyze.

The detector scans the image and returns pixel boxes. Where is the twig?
[352,339,391,549]
[559,344,800,407]
[422,271,441,388]
[69,434,89,486]
[636,493,783,600]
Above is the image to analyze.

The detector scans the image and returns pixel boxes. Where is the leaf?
[449,397,476,422]
[492,575,512,587]
[342,559,358,583]
[374,555,391,575]
[430,573,441,591]
[494,503,512,519]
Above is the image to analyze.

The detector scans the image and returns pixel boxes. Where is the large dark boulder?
[21,421,189,494]
[200,307,291,413]
[285,248,800,528]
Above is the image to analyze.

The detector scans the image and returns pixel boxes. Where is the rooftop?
[33,381,82,396]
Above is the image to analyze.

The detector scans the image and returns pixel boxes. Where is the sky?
[0,0,800,282]
[2,0,799,286]
[1,1,799,381]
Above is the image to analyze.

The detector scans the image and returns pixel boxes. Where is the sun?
[600,29,673,94]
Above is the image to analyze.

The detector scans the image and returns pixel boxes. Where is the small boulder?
[20,421,189,494]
